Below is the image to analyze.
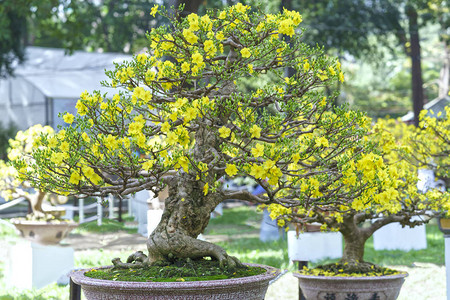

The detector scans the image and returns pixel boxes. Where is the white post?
[97,198,103,226]
[79,198,84,223]
[128,196,133,217]
[108,194,114,219]
[445,235,450,300]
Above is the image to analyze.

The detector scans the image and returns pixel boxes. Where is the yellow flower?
[150,4,158,17]
[105,134,119,150]
[218,11,227,20]
[48,136,58,148]
[328,66,336,76]
[82,166,102,185]
[203,182,209,195]
[166,131,178,145]
[60,141,70,152]
[183,29,198,44]
[250,164,266,179]
[204,40,216,56]
[184,107,197,123]
[50,152,65,165]
[75,100,87,116]
[240,48,251,58]
[181,62,190,73]
[63,113,74,124]
[339,72,345,83]
[161,122,171,133]
[225,164,238,176]
[216,31,225,41]
[279,19,294,36]
[192,52,203,65]
[187,13,200,31]
[234,3,248,13]
[82,132,90,143]
[219,126,231,138]
[136,53,148,64]
[303,61,310,72]
[69,171,82,185]
[248,64,254,74]
[251,143,264,157]
[315,136,329,148]
[249,125,261,139]
[142,160,155,172]
[178,156,189,173]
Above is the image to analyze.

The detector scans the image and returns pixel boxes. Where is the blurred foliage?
[0,123,18,162]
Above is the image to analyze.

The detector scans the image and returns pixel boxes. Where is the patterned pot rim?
[293,271,408,281]
[71,263,280,290]
[11,219,77,226]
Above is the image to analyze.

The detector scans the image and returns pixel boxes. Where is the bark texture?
[147,174,240,268]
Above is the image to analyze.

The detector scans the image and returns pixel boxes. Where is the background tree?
[0,125,68,220]
[0,0,208,77]
[296,0,449,126]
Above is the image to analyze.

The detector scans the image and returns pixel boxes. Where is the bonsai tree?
[13,4,436,272]
[1,124,68,220]
[269,114,450,274]
[412,107,450,187]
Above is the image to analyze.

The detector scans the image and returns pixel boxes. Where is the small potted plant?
[11,4,414,299]
[1,124,77,245]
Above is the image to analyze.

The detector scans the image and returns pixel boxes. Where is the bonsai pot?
[70,263,280,300]
[294,272,408,300]
[12,219,78,245]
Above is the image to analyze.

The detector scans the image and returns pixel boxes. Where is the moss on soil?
[300,262,405,277]
[85,259,266,282]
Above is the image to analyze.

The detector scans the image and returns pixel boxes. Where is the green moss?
[85,259,266,282]
[300,263,405,277]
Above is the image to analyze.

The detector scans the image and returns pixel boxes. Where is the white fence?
[0,195,125,226]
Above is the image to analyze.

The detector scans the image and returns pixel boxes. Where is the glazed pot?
[12,219,78,245]
[294,272,408,300]
[70,263,280,300]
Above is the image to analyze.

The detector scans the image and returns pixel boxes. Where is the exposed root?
[112,251,150,269]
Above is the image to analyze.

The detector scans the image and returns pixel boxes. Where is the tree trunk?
[29,190,46,217]
[339,215,369,265]
[146,173,240,268]
[341,231,367,264]
[145,122,240,268]
[407,6,425,127]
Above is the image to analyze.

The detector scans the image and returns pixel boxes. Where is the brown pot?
[294,272,408,300]
[70,263,280,300]
[12,220,78,245]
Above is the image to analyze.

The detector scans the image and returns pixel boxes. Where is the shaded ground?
[63,231,147,251]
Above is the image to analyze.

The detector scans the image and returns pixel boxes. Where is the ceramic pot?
[12,220,78,245]
[294,272,408,300]
[71,263,280,300]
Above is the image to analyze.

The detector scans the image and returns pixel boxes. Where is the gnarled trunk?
[28,190,46,218]
[339,215,370,266]
[146,173,241,268]
[341,230,367,264]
